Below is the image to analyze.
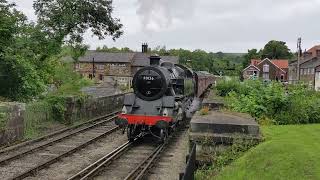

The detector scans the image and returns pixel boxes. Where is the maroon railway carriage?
[194,71,214,97]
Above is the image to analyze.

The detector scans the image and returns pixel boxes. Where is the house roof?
[132,53,149,66]
[243,64,260,72]
[79,51,179,66]
[131,53,179,67]
[78,51,135,63]
[307,45,320,54]
[271,60,289,69]
[251,58,289,69]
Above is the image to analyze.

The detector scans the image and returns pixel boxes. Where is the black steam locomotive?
[116,55,214,142]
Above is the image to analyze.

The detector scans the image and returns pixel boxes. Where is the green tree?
[33,0,123,45]
[0,0,123,101]
[261,40,293,59]
[243,49,260,68]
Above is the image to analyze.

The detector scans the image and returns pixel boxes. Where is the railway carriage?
[116,55,214,142]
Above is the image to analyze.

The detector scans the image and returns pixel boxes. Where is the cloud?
[4,0,320,52]
[136,0,195,32]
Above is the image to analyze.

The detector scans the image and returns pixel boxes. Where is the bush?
[225,80,320,125]
[216,78,241,97]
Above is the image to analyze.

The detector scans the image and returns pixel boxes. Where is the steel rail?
[0,111,119,155]
[68,141,133,180]
[10,125,120,180]
[0,114,118,166]
[126,128,188,180]
[124,144,164,180]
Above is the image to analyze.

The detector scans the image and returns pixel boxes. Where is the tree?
[261,40,293,59]
[243,49,260,68]
[0,0,123,101]
[33,0,123,45]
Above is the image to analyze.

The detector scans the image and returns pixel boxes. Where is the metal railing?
[179,143,197,180]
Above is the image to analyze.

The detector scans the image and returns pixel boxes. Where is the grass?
[199,124,320,180]
[24,101,66,139]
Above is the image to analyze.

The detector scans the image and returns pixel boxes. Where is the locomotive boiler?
[116,55,214,142]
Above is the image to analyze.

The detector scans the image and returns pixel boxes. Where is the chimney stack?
[150,55,161,66]
[142,43,148,53]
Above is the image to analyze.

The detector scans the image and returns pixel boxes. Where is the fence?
[179,143,197,180]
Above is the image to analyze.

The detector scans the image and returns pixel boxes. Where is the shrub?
[225,80,320,125]
[216,78,241,97]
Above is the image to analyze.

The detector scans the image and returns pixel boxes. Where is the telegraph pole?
[297,38,302,81]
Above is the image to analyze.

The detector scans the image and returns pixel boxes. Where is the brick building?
[243,58,289,81]
[75,45,179,87]
[288,45,320,90]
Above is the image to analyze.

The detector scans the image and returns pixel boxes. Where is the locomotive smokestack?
[142,43,148,53]
[150,55,161,66]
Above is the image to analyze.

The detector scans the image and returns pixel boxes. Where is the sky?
[8,0,320,53]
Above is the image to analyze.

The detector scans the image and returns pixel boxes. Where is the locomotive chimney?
[150,55,161,66]
[142,43,148,53]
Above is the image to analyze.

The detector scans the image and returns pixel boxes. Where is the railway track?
[0,111,121,180]
[68,127,187,180]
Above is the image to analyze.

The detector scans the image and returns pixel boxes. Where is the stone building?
[288,45,320,90]
[75,45,179,87]
[243,58,288,81]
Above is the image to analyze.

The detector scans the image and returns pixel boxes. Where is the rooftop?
[78,51,179,66]
[251,58,289,69]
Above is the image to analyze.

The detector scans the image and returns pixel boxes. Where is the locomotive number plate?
[143,76,155,81]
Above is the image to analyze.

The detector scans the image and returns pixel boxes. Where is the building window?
[310,68,315,74]
[99,74,103,81]
[300,69,303,75]
[89,74,93,79]
[97,64,105,70]
[263,73,269,80]
[253,71,257,76]
[263,64,269,73]
[281,74,284,81]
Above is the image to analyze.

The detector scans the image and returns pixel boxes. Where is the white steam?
[136,0,195,32]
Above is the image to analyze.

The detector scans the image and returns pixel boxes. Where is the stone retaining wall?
[0,93,126,146]
[64,93,125,124]
[0,103,25,146]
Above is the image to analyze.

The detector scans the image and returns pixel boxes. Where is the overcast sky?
[9,0,320,52]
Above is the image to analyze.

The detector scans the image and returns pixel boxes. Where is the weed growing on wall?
[196,136,259,179]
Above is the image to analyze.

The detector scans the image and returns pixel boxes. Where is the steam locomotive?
[116,55,214,142]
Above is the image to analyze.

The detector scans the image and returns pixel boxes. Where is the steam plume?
[136,0,195,32]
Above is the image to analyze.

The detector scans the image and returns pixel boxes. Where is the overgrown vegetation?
[216,79,320,125]
[0,106,8,131]
[196,137,258,180]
